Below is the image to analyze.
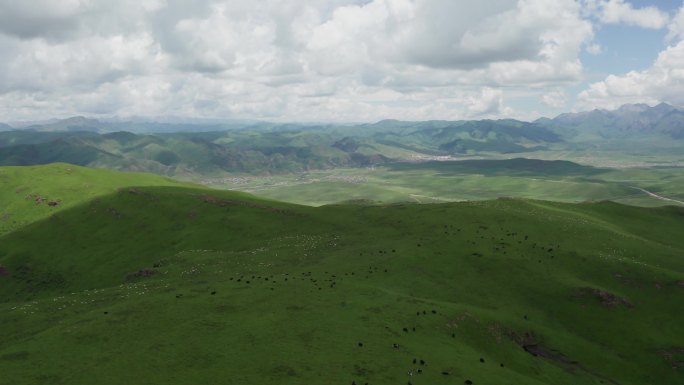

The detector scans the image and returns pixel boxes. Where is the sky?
[0,0,683,123]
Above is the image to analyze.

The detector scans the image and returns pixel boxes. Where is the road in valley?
[632,187,684,206]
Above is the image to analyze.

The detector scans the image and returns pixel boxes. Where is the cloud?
[578,39,684,109]
[668,4,684,41]
[0,0,598,122]
[0,33,159,94]
[583,0,670,29]
[0,1,86,40]
[586,43,602,55]
[466,87,513,117]
[575,2,684,110]
[0,1,165,41]
[306,0,593,78]
[541,90,567,108]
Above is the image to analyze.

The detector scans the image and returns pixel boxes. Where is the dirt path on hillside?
[631,187,684,206]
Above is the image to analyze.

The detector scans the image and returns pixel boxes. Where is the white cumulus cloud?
[0,0,599,122]
[584,0,670,29]
[668,4,684,41]
[578,39,684,109]
[466,87,513,117]
[542,90,568,108]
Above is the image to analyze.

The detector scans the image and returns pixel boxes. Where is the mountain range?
[539,102,684,139]
[0,103,681,176]
[2,102,682,135]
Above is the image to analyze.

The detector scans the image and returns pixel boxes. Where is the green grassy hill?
[0,163,192,236]
[0,165,683,385]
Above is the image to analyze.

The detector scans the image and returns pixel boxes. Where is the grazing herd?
[352,307,504,385]
[164,221,562,384]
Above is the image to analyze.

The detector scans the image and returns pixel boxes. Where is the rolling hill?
[0,164,682,385]
[0,163,192,237]
[2,104,683,182]
[0,130,402,175]
[0,118,563,176]
[0,130,398,175]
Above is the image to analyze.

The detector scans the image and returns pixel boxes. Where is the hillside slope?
[0,163,193,236]
[0,166,683,385]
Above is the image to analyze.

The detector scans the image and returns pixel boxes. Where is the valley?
[199,160,684,207]
[0,165,683,385]
[1,104,683,385]
[2,104,684,208]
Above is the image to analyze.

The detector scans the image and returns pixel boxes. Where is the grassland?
[201,159,684,207]
[1,164,683,385]
[0,163,193,237]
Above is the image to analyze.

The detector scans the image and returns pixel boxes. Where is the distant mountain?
[543,103,684,139]
[9,116,234,134]
[23,116,104,133]
[0,115,566,175]
[0,130,100,147]
[0,129,395,175]
[367,119,560,155]
[0,123,12,132]
[5,103,683,178]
